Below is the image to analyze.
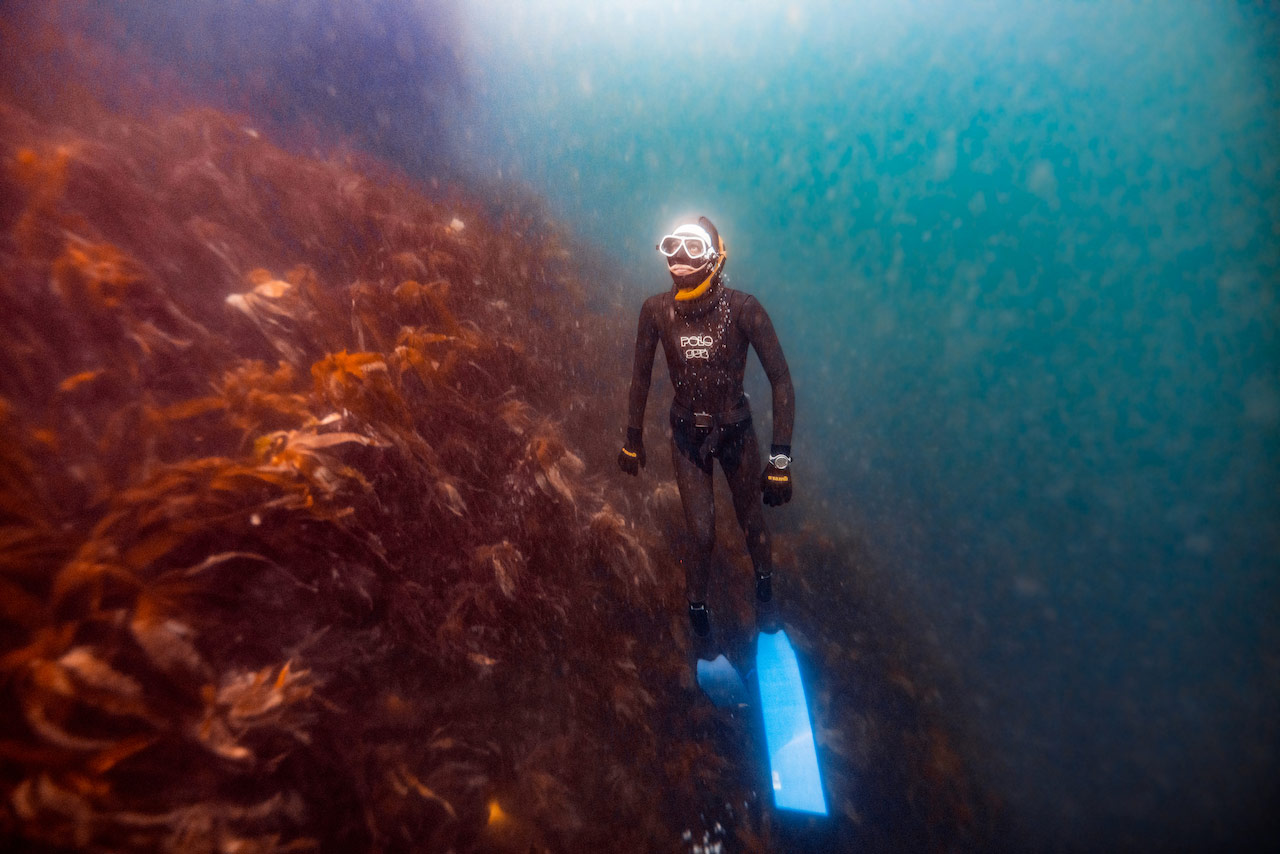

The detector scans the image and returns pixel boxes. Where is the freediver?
[617,216,794,645]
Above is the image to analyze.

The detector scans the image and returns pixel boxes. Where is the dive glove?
[762,444,793,506]
[617,427,646,476]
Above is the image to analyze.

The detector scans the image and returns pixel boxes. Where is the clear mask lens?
[658,235,711,259]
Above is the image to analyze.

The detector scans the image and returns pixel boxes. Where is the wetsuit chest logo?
[680,333,713,360]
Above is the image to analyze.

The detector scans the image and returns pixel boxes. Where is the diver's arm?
[626,296,661,433]
[743,296,794,447]
[618,297,660,475]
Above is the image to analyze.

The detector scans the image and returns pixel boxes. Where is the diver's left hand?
[617,427,646,476]
[762,460,793,506]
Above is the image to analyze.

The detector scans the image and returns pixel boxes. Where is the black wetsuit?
[626,282,794,603]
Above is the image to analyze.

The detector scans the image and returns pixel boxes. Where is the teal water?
[455,1,1279,848]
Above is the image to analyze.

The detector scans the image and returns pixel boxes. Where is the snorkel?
[672,246,726,301]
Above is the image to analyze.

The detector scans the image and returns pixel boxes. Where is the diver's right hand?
[617,427,646,476]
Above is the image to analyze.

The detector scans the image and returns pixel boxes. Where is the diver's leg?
[723,426,773,601]
[671,437,715,630]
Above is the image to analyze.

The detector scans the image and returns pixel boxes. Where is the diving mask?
[657,224,716,262]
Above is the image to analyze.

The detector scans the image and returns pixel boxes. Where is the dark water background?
[6,0,1277,850]
[451,1,1280,848]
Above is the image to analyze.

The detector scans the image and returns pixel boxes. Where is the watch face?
[771,454,790,469]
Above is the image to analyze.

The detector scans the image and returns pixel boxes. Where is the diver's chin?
[668,263,709,289]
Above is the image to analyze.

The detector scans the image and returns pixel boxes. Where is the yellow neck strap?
[674,247,727,302]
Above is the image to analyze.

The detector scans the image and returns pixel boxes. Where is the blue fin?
[696,654,749,708]
[755,629,828,815]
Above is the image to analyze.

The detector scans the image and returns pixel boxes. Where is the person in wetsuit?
[617,216,794,641]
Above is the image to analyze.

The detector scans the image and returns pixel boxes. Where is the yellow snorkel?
[674,240,727,301]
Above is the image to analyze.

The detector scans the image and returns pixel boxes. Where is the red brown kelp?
[0,97,690,852]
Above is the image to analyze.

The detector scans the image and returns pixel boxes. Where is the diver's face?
[667,247,704,276]
[667,250,710,287]
[659,229,715,287]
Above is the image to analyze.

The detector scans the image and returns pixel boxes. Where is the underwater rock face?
[0,98,687,852]
[0,9,990,854]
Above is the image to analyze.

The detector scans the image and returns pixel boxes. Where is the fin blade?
[756,630,827,815]
[696,654,748,708]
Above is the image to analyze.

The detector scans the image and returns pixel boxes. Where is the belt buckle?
[693,412,714,430]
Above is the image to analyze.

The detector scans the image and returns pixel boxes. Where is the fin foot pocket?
[755,595,780,634]
[688,601,710,637]
[755,571,773,603]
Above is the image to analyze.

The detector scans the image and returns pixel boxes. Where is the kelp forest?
[0,3,992,852]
